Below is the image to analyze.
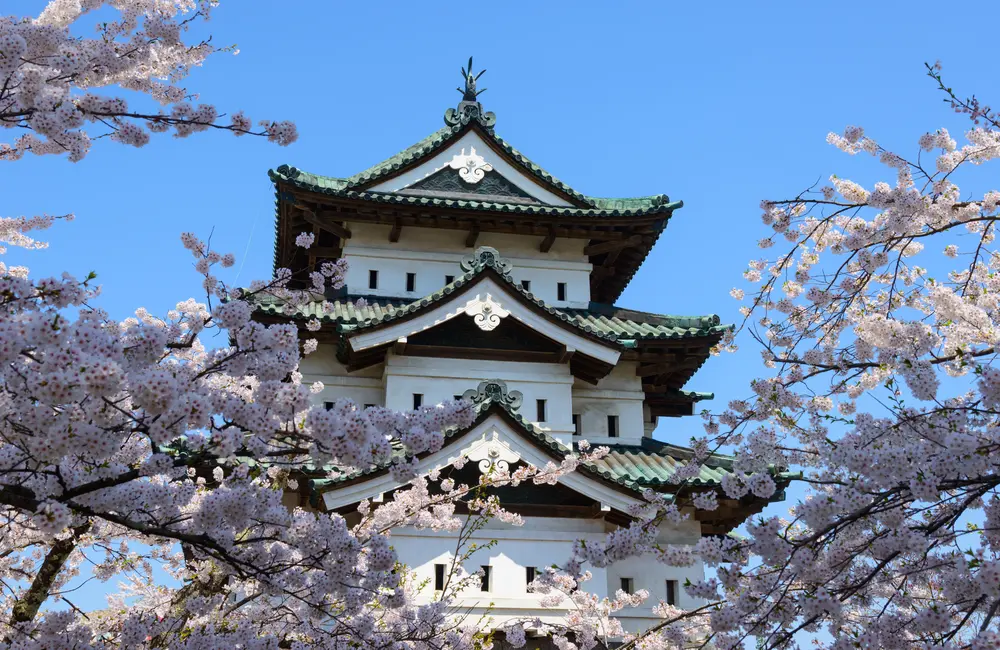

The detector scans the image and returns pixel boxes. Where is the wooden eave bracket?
[297,204,353,241]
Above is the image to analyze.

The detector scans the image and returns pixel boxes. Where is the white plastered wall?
[571,361,648,445]
[342,223,592,308]
[397,515,705,634]
[299,343,384,407]
[384,355,576,441]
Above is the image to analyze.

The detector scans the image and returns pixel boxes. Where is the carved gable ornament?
[463,292,509,331]
[445,146,493,184]
[464,430,521,476]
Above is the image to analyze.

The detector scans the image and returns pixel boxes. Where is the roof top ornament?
[460,246,512,275]
[445,56,497,129]
[462,379,523,413]
[458,56,487,102]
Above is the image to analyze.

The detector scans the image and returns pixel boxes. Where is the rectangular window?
[413,393,423,409]
[434,564,446,591]
[521,279,531,291]
[608,415,619,437]
[621,577,634,594]
[557,282,567,301]
[406,272,416,292]
[536,399,547,422]
[364,403,376,410]
[526,566,537,590]
[368,269,378,290]
[480,565,492,592]
[454,394,463,401]
[666,579,678,606]
[445,274,455,285]
[572,414,581,435]
[324,401,334,411]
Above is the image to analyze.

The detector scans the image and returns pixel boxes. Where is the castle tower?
[258,60,781,634]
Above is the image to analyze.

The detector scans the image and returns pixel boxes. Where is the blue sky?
[4,0,993,447]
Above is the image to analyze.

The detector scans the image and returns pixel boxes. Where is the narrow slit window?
[368,269,378,290]
[572,414,581,435]
[413,393,423,409]
[521,279,531,291]
[621,577,634,594]
[536,399,547,422]
[480,565,492,592]
[406,272,416,292]
[445,274,455,285]
[608,415,619,437]
[666,580,678,606]
[324,401,334,411]
[557,282,567,301]
[526,566,537,591]
[434,564,446,591]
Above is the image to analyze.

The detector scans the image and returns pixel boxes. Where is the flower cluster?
[0,2,295,161]
[688,66,1000,647]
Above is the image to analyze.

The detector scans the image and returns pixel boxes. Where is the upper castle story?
[268,58,681,308]
[259,59,727,444]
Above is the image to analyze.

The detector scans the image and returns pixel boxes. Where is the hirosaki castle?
[257,61,782,633]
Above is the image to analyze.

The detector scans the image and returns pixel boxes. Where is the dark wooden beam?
[307,246,343,258]
[584,234,643,256]
[465,222,480,248]
[540,228,557,253]
[590,266,616,281]
[558,348,575,364]
[389,219,402,243]
[300,208,352,240]
[637,362,676,377]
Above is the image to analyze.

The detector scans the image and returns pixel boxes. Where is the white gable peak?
[369,131,574,207]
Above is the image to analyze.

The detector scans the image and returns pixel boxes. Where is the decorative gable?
[368,130,575,207]
[402,165,537,202]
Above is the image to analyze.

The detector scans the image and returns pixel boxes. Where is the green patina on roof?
[309,380,738,497]
[256,247,730,345]
[270,164,681,218]
[272,109,608,208]
[268,95,680,214]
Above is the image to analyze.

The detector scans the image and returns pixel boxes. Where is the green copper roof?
[309,380,738,496]
[270,164,680,217]
[256,247,729,345]
[593,441,732,487]
[271,114,610,208]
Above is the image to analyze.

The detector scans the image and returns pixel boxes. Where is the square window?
[445,274,455,285]
[666,579,678,606]
[364,403,376,410]
[572,414,581,435]
[557,282,567,301]
[621,577,634,594]
[454,394,463,401]
[521,279,531,291]
[324,401,334,411]
[608,415,619,437]
[413,393,423,409]
[406,272,416,292]
[536,399,547,422]
[480,565,492,592]
[368,270,378,290]
[435,564,446,591]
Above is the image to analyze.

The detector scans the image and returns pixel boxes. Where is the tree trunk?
[9,521,91,627]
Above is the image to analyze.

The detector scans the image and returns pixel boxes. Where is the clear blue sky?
[5,0,993,450]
